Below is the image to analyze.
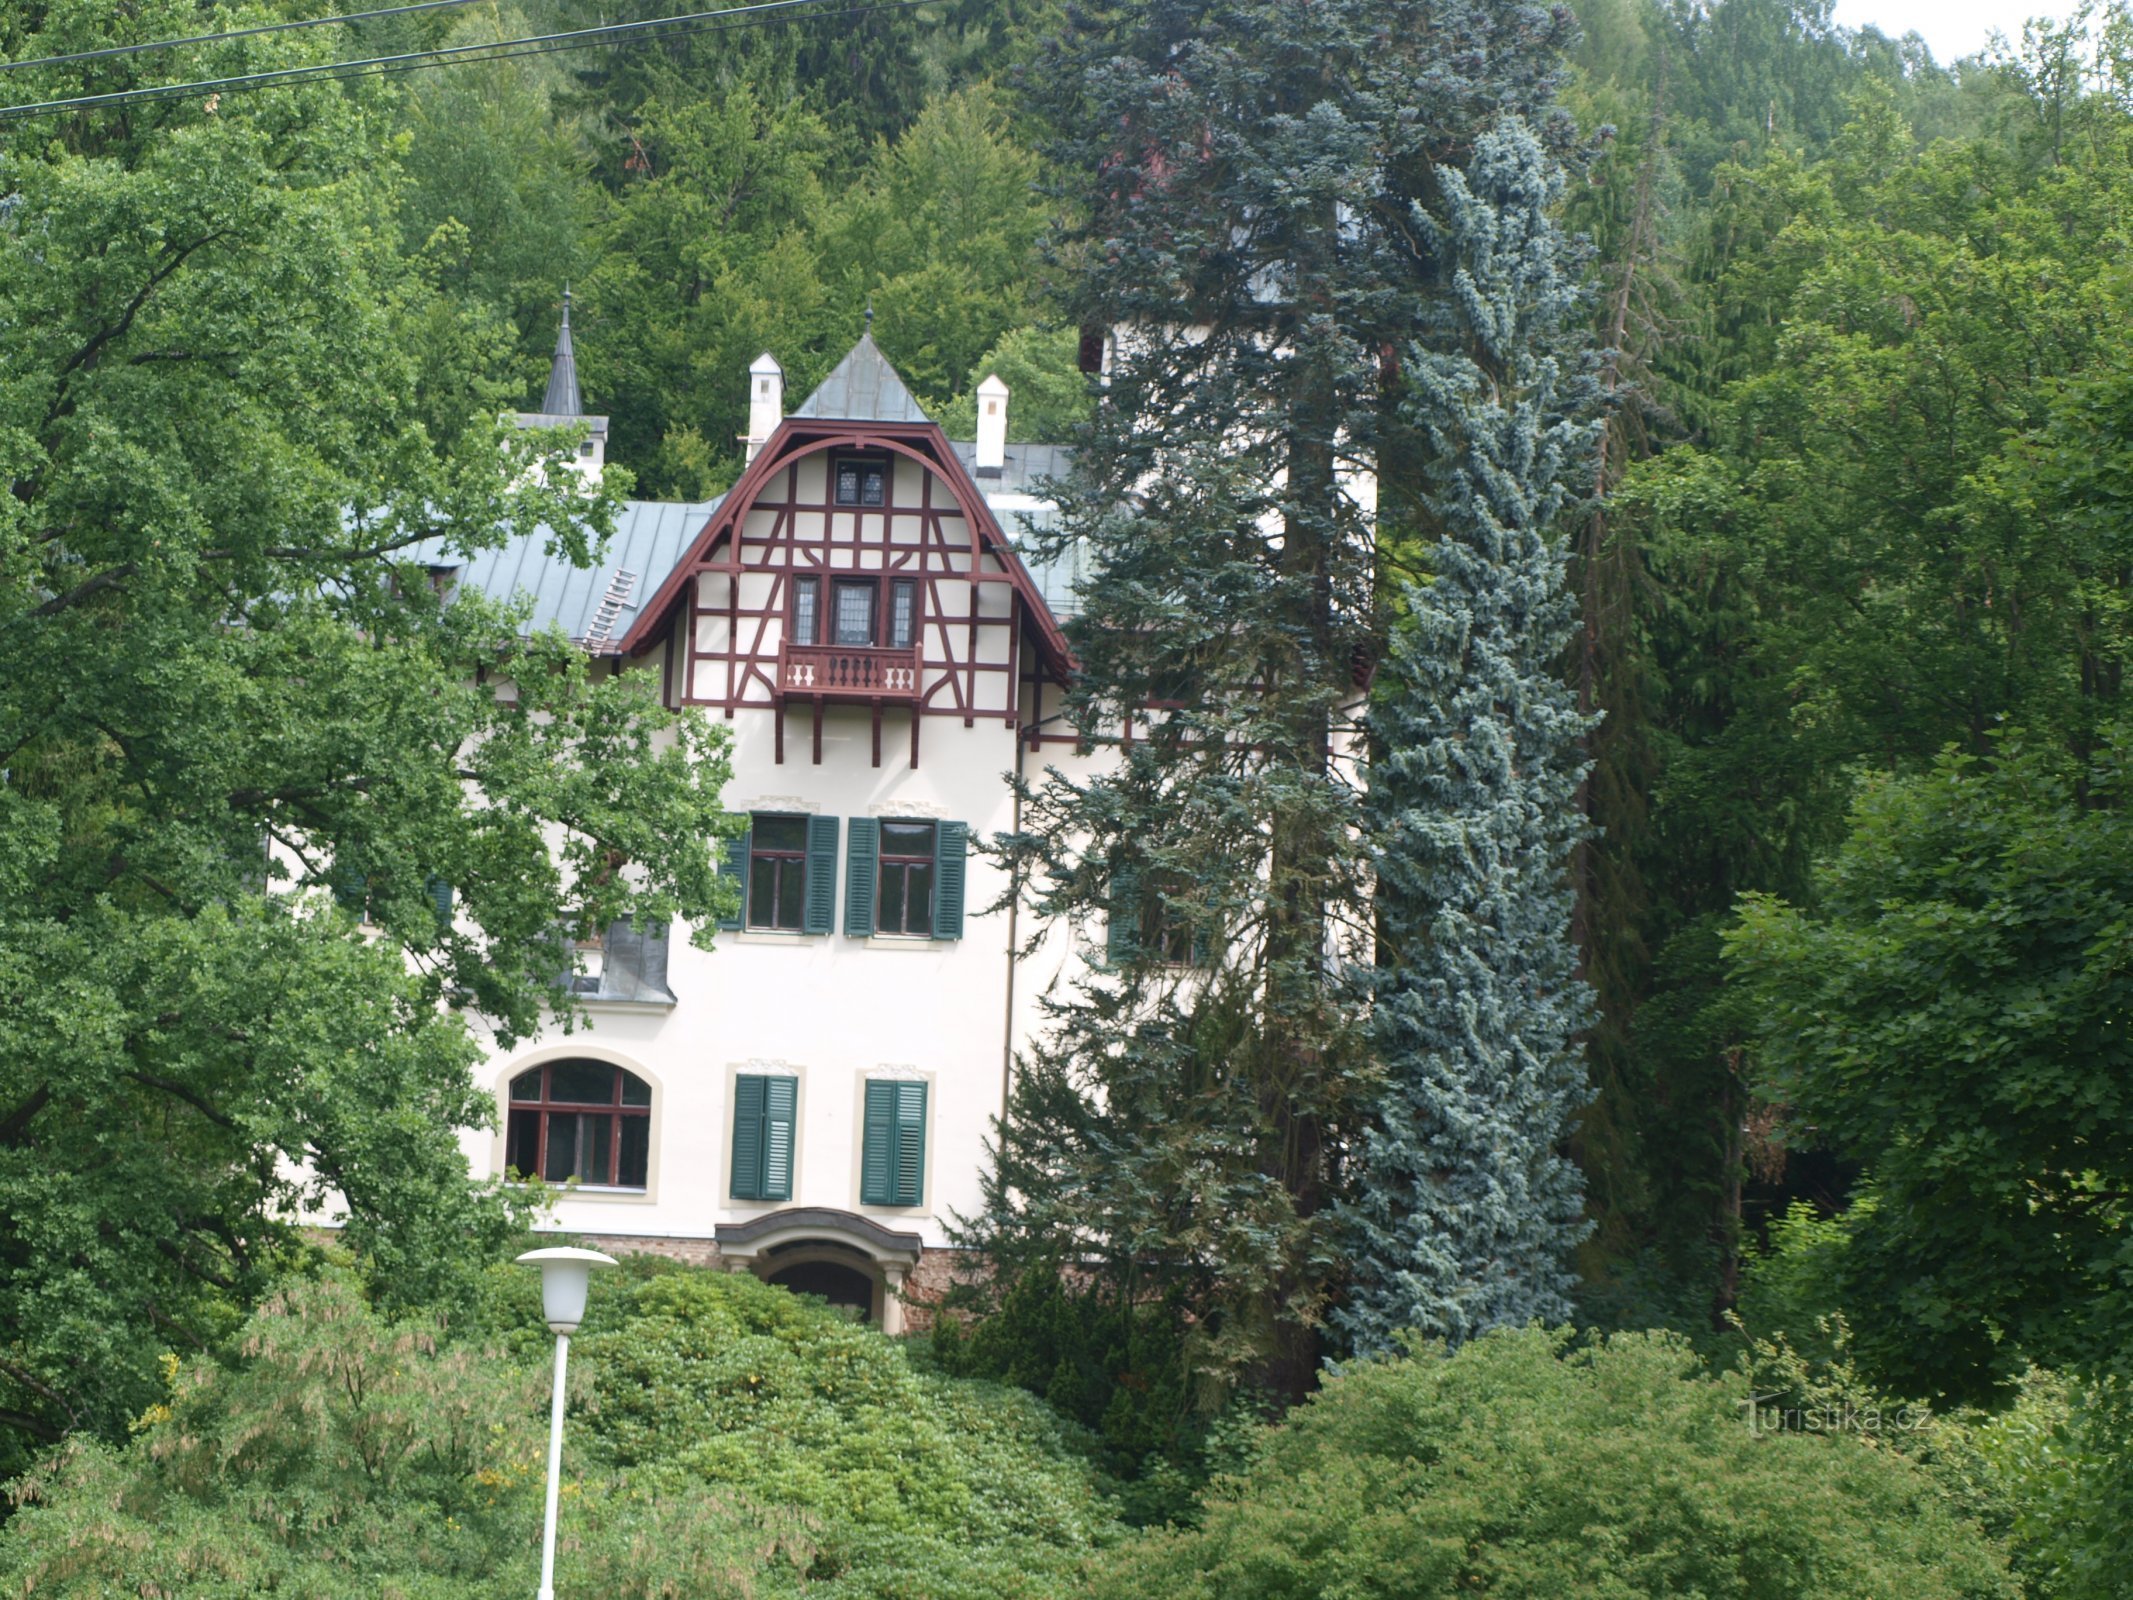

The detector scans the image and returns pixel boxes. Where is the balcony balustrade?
[777,642,921,702]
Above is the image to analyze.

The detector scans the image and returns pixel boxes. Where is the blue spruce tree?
[1339,117,1600,1354]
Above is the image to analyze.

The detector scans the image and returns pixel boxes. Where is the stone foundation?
[581,1232,724,1268]
[893,1247,976,1335]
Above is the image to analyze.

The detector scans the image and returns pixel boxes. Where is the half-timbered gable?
[619,335,1072,770]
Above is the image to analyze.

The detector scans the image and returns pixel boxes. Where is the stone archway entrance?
[762,1254,879,1322]
[714,1208,924,1332]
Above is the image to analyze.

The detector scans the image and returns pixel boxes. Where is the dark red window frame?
[748,814,811,930]
[790,573,820,645]
[887,577,918,649]
[877,819,936,937]
[831,577,878,647]
[832,453,889,508]
[505,1060,651,1189]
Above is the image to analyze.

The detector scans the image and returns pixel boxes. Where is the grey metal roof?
[542,290,582,416]
[420,497,721,648]
[985,502,1086,619]
[792,333,932,425]
[946,439,1073,493]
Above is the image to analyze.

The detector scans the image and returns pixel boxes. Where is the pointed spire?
[541,285,581,416]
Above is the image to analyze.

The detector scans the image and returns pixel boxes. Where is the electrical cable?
[0,0,498,76]
[0,0,939,121]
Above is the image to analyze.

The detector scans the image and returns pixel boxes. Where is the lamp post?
[517,1246,617,1600]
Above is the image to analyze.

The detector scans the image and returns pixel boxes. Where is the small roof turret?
[541,286,582,417]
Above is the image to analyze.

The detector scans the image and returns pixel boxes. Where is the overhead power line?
[0,0,938,122]
[0,0,496,76]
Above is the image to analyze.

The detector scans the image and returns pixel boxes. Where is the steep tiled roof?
[791,333,932,425]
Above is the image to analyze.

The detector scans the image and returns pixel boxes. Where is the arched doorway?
[715,1207,925,1332]
[763,1257,877,1322]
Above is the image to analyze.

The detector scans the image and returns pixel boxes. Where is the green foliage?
[0,10,737,1479]
[1728,732,2133,1399]
[1732,1199,1856,1367]
[933,325,1092,443]
[1084,1327,2013,1600]
[0,1265,1116,1599]
[1968,1371,2133,1600]
[582,80,1052,495]
[0,1272,789,1598]
[931,1264,1262,1527]
[571,1268,1118,1597]
[972,0,1583,1397]
[1341,114,1598,1351]
[1561,10,2133,1328]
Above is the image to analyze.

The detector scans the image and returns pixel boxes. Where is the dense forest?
[3,0,2132,1594]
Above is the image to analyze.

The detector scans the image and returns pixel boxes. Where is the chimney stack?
[974,372,1009,475]
[744,353,784,462]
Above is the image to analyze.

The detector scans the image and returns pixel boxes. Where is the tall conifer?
[969,2,1581,1393]
[1338,118,1599,1353]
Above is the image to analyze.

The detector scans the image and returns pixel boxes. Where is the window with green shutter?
[804,815,839,935]
[932,822,968,939]
[859,1079,927,1207]
[845,819,879,936]
[331,859,370,921]
[1106,866,1211,968]
[717,821,751,930]
[1105,863,1140,965]
[731,815,837,934]
[730,1073,798,1202]
[849,819,967,940]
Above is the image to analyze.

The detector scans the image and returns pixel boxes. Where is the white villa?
[436,306,1110,1329]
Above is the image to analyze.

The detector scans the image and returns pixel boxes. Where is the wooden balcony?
[777,642,921,702]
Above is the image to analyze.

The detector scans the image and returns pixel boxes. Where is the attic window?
[834,456,887,507]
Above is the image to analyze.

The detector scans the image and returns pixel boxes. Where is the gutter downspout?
[1001,669,1029,1131]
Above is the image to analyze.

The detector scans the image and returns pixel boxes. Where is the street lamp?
[517,1246,617,1600]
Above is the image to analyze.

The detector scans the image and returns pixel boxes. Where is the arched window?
[505,1059,651,1190]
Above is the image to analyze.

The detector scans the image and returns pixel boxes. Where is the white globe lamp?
[517,1245,617,1600]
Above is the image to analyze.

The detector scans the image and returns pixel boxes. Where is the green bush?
[0,1266,1115,1599]
[1962,1370,2133,1600]
[1085,1327,2013,1600]
[574,1267,1118,1598]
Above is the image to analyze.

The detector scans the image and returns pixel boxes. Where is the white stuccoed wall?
[453,454,1112,1264]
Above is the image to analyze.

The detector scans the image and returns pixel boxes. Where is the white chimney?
[974,372,1010,474]
[744,352,784,462]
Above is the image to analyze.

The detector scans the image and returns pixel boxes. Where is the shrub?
[1085,1327,2013,1600]
[0,1266,1115,1600]
[1964,1370,2133,1600]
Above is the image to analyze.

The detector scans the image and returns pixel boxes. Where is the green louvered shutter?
[718,821,751,931]
[893,1080,927,1206]
[427,876,453,928]
[845,819,879,938]
[762,1076,796,1202]
[803,815,839,935]
[932,822,968,940]
[332,860,369,919]
[731,1074,767,1199]
[1105,865,1139,965]
[860,1079,896,1204]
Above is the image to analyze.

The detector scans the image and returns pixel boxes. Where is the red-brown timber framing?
[616,418,1075,770]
